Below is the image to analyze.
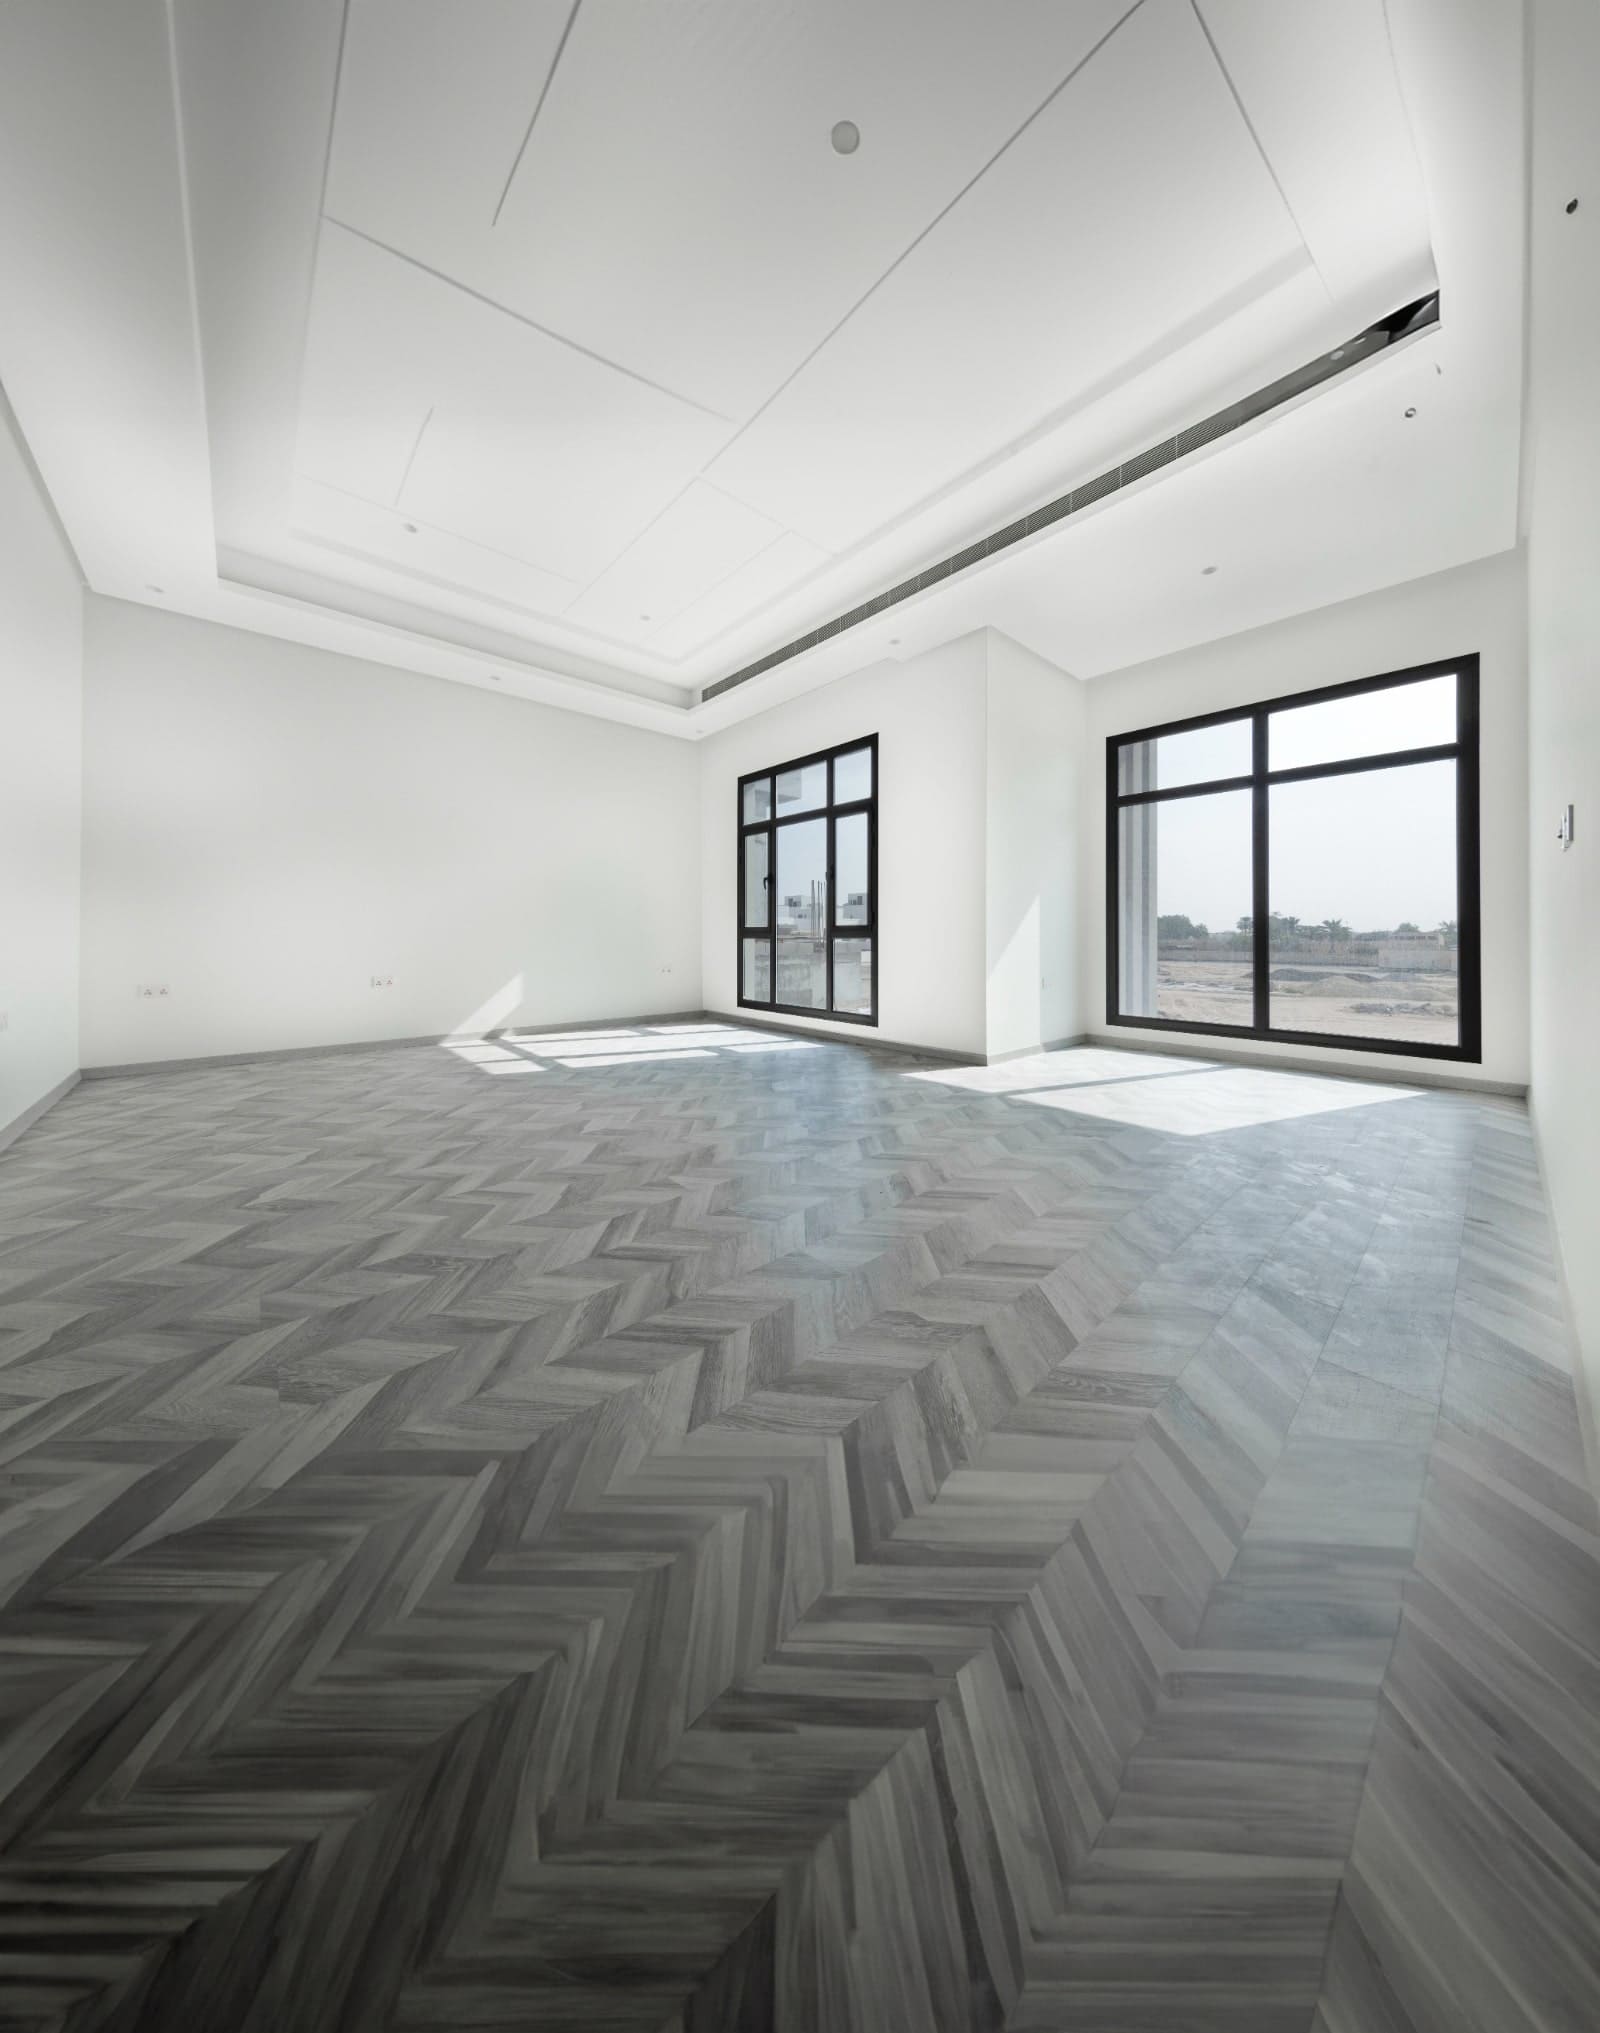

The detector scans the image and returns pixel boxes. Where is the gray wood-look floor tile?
[0,1028,1593,2031]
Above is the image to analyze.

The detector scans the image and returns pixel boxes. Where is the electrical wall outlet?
[370,975,396,989]
[135,984,170,1000]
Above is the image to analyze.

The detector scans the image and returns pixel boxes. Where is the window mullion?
[1251,709,1270,1035]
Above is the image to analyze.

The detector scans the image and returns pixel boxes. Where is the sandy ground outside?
[1149,961,1459,1048]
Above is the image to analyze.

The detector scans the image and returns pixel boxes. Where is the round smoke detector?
[831,120,860,155]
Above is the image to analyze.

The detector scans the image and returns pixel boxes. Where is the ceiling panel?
[1196,0,1433,314]
[329,0,1133,420]
[296,222,732,590]
[324,0,571,264]
[295,227,436,505]
[0,0,217,598]
[652,531,833,661]
[706,0,1309,554]
[564,481,790,644]
[287,475,580,621]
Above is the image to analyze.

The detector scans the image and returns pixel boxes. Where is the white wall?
[79,597,700,1066]
[699,634,989,1055]
[986,632,1087,1058]
[0,391,82,1139]
[1526,0,1600,1451]
[1082,550,1530,1086]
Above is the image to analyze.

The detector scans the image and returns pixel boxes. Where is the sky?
[1127,677,1460,933]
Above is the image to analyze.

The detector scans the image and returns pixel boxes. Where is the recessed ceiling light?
[1404,406,1417,418]
[1567,197,1579,214]
[144,582,164,594]
[1201,565,1218,576]
[1330,347,1345,361]
[888,635,901,646]
[489,674,501,683]
[831,120,860,155]
[402,521,418,533]
[639,612,653,622]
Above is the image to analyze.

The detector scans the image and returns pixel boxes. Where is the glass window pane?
[1116,789,1253,1026]
[776,818,827,934]
[775,760,827,815]
[743,832,769,928]
[1117,717,1250,795]
[776,938,826,1008]
[833,937,873,1016]
[776,817,827,1008]
[742,937,770,1003]
[834,745,872,803]
[1268,760,1458,1048]
[835,813,869,925]
[742,778,772,824]
[1270,674,1455,772]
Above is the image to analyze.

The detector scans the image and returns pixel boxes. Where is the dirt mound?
[1272,972,1380,998]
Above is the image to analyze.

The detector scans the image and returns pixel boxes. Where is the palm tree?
[1321,917,1349,945]
[1436,919,1458,947]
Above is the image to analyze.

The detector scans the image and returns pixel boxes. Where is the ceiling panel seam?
[559,464,820,625]
[288,0,352,524]
[391,402,434,508]
[492,0,583,228]
[1189,0,1328,303]
[312,0,353,224]
[319,214,735,423]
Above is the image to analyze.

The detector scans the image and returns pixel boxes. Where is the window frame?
[1105,655,1481,1062]
[738,733,878,1027]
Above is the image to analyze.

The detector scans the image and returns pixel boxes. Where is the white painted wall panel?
[79,599,700,1066]
[0,396,82,1137]
[986,633,1087,1058]
[1525,0,1600,1470]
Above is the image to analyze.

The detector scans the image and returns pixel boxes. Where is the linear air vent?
[699,292,1440,705]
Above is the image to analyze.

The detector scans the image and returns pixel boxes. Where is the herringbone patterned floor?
[0,1023,1594,2032]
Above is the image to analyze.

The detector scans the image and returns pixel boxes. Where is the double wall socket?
[135,985,170,999]
[370,976,396,989]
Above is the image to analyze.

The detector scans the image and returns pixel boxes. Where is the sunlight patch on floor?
[1023,1064,1420,1133]
[910,1047,1420,1134]
[438,1021,822,1075]
[908,1048,1212,1095]
[554,1047,720,1068]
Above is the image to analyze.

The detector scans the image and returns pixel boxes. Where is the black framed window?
[739,734,877,1026]
[1107,657,1480,1061]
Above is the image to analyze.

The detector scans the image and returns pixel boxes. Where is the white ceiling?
[0,0,1524,735]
